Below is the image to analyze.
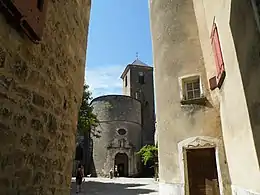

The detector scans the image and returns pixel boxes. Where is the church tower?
[120,57,155,146]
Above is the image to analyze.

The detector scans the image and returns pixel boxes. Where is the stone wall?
[129,66,155,146]
[0,0,91,194]
[90,95,142,177]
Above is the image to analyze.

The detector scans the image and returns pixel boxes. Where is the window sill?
[180,96,207,105]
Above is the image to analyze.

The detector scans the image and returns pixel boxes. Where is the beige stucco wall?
[150,0,260,194]
[193,0,260,192]
[149,0,225,185]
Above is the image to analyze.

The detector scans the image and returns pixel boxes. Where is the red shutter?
[210,23,225,88]
[211,29,221,76]
[0,0,49,43]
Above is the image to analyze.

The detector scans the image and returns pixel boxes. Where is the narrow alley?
[70,178,158,195]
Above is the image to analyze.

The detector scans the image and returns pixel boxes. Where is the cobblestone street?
[70,178,159,195]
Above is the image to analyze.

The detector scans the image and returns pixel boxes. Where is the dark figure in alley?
[76,164,84,193]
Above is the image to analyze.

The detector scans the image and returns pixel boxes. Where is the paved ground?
[70,177,159,195]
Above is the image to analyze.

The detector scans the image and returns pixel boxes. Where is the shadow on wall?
[89,125,103,177]
[230,0,260,166]
[88,137,97,177]
[70,181,157,195]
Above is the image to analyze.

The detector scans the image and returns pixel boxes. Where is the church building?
[89,58,156,177]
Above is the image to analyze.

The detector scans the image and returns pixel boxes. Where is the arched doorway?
[114,153,128,177]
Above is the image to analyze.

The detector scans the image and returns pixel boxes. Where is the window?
[138,72,145,84]
[37,0,44,11]
[125,76,127,87]
[0,0,48,43]
[117,128,127,136]
[211,22,225,88]
[183,77,201,100]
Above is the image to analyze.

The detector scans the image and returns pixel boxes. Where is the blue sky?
[85,0,153,98]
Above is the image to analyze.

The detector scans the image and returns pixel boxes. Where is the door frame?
[114,152,129,177]
[178,136,224,195]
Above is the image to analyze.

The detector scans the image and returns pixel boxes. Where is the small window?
[182,77,201,101]
[117,128,127,135]
[37,0,44,11]
[138,72,144,84]
[1,0,49,43]
[125,76,127,87]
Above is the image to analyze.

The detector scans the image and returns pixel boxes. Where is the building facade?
[150,0,260,195]
[90,59,156,177]
[0,0,90,194]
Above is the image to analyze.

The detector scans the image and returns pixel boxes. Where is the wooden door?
[186,148,220,195]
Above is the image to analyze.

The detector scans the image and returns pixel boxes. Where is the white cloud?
[85,64,125,98]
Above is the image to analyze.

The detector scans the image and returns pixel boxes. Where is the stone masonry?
[0,0,91,194]
[90,95,142,177]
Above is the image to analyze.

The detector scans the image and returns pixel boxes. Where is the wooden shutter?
[0,0,49,43]
[210,23,226,89]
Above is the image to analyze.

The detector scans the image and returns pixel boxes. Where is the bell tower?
[120,57,155,145]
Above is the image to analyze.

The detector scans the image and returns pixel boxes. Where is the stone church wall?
[90,95,142,177]
[0,0,91,194]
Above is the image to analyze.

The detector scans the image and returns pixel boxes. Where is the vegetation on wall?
[77,84,99,135]
[137,144,159,179]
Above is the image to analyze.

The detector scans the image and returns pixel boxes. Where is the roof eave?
[120,64,131,79]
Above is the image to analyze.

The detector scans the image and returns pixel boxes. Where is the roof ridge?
[131,58,148,66]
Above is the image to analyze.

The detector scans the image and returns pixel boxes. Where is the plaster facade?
[150,0,260,194]
[0,0,90,194]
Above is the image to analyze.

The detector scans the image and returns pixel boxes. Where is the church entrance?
[186,148,220,195]
[115,153,128,177]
